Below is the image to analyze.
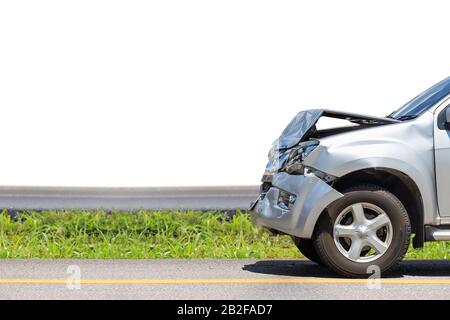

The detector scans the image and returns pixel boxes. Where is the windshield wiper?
[386,112,396,119]
[395,115,418,121]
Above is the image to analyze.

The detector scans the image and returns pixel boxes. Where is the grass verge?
[0,210,448,259]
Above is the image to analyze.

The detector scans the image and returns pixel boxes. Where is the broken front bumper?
[249,172,343,239]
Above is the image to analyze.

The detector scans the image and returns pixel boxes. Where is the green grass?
[0,210,299,259]
[0,209,447,260]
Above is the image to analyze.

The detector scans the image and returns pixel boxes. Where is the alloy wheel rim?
[333,202,393,263]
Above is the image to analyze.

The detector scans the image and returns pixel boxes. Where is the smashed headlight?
[282,140,320,174]
[264,140,320,179]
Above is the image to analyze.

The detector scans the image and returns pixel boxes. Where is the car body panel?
[303,111,437,224]
[433,97,450,217]
[252,172,343,238]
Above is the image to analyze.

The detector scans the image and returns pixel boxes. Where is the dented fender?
[303,111,437,225]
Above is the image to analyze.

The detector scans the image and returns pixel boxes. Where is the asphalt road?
[0,186,259,211]
[1,259,450,299]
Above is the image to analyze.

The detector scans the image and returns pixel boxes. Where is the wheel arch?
[329,167,424,248]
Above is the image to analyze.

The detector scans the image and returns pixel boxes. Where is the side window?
[437,105,450,130]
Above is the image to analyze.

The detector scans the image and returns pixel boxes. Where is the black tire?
[314,184,411,278]
[292,237,324,265]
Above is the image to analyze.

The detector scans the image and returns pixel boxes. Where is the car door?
[434,103,450,217]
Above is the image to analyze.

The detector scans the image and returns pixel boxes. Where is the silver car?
[250,77,450,277]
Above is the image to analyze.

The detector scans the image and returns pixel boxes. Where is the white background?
[0,0,449,187]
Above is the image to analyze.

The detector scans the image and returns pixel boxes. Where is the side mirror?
[446,108,450,130]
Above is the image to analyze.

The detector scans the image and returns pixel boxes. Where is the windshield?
[389,77,450,120]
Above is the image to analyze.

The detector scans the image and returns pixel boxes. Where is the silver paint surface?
[252,172,343,238]
[303,111,436,224]
[433,97,450,217]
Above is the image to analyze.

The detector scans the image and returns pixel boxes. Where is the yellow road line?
[0,278,450,285]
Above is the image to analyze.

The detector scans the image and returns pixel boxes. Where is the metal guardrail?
[0,186,260,211]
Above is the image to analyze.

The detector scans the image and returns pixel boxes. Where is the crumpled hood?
[276,110,323,149]
[275,109,399,150]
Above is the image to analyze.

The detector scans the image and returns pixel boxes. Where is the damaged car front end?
[250,77,450,277]
[250,109,398,239]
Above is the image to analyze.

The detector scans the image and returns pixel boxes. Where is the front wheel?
[292,237,323,265]
[313,185,411,278]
